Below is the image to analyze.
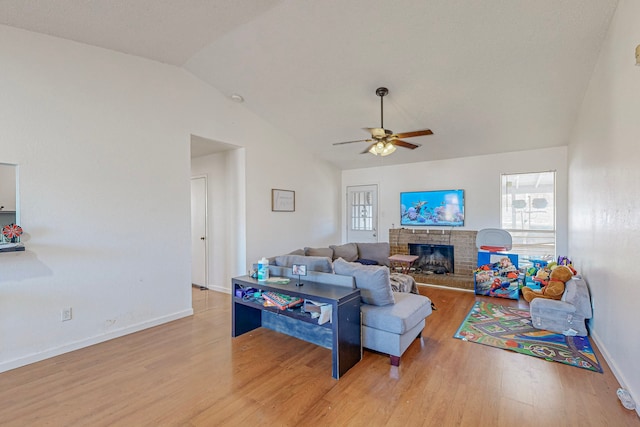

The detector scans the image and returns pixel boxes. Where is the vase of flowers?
[2,223,23,244]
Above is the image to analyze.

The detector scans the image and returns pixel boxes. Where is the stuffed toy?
[556,255,578,275]
[522,265,574,302]
[533,267,550,286]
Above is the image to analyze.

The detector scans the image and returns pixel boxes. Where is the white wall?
[568,0,640,413]
[342,146,568,255]
[243,148,342,263]
[0,25,341,371]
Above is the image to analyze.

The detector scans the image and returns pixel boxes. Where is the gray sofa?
[271,242,391,266]
[264,243,432,366]
[529,276,592,336]
[269,242,417,293]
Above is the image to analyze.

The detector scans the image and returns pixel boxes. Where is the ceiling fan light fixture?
[333,87,433,156]
[381,142,396,156]
[369,141,386,155]
[369,141,397,156]
[230,93,244,103]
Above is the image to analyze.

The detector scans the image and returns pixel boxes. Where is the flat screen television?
[400,189,465,226]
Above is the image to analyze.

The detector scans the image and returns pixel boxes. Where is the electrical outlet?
[61,307,72,321]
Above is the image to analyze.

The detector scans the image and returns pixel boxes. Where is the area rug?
[454,301,602,372]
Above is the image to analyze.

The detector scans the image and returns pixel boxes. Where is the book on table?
[265,276,290,284]
[303,299,332,325]
[262,291,303,310]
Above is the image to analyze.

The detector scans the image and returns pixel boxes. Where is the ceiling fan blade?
[333,138,372,146]
[393,129,433,139]
[393,139,421,149]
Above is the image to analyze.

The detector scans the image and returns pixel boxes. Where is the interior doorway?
[190,134,247,295]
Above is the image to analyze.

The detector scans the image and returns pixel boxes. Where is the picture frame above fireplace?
[400,189,464,227]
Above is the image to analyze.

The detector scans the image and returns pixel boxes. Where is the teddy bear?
[522,265,574,302]
[533,267,550,286]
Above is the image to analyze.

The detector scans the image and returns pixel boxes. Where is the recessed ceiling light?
[230,93,244,103]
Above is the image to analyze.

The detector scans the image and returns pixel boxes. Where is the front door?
[346,184,378,243]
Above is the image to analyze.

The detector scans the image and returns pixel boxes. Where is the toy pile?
[474,256,522,300]
[521,256,577,302]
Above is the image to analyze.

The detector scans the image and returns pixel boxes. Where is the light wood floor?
[1,285,638,426]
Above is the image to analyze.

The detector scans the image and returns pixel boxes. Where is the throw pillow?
[304,247,334,258]
[357,242,390,267]
[329,243,359,262]
[356,259,378,265]
[275,254,333,273]
[333,258,395,306]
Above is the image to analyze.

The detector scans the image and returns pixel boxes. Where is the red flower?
[2,224,23,239]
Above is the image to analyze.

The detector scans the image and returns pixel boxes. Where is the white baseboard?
[0,309,193,374]
[417,282,475,293]
[193,283,230,294]
[590,331,640,417]
[207,284,231,294]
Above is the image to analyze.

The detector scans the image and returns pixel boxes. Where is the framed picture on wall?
[272,189,295,212]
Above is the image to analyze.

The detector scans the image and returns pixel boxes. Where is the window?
[500,171,556,261]
[350,189,374,231]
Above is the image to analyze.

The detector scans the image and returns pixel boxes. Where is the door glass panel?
[346,184,378,243]
[351,190,373,231]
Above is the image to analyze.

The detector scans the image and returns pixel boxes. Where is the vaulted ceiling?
[0,0,619,169]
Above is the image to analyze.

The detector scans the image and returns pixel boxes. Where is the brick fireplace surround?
[389,229,478,290]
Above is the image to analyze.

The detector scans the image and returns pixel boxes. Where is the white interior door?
[346,184,378,243]
[191,176,207,288]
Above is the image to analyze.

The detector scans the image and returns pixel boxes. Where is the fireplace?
[409,243,455,274]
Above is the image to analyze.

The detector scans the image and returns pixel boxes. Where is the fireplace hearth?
[390,229,476,290]
[409,243,455,274]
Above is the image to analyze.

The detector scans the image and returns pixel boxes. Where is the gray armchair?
[530,276,593,336]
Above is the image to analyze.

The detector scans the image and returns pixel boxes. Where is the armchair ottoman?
[360,292,432,366]
[333,258,432,366]
[530,276,592,336]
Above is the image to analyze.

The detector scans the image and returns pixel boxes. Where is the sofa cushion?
[357,242,390,267]
[304,247,334,258]
[333,258,394,306]
[329,243,359,262]
[361,292,432,334]
[275,255,333,273]
[288,248,305,256]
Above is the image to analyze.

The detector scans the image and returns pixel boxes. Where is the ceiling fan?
[333,87,433,156]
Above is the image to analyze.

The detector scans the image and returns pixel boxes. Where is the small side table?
[388,254,419,274]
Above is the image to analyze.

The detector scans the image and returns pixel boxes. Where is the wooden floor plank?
[0,285,638,426]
